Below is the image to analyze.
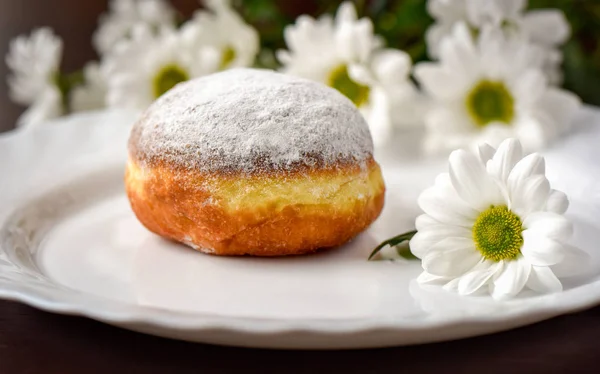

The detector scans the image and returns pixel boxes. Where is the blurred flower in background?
[4,0,598,155]
[277,1,421,144]
[181,0,260,71]
[93,0,177,56]
[103,25,206,110]
[425,0,569,84]
[6,28,64,128]
[414,22,580,154]
[69,62,108,112]
[104,0,259,110]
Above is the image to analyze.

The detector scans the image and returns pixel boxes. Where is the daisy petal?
[513,69,547,106]
[417,185,476,227]
[545,189,569,214]
[449,149,501,210]
[362,88,391,145]
[457,263,499,295]
[415,214,439,231]
[347,63,373,85]
[510,175,550,217]
[442,277,461,292]
[524,212,573,242]
[413,63,467,99]
[425,22,451,59]
[521,231,565,266]
[422,238,481,277]
[354,20,379,61]
[526,266,562,294]
[492,259,531,299]
[499,0,527,18]
[336,1,358,24]
[436,172,480,214]
[442,23,478,77]
[417,271,448,285]
[410,224,471,258]
[334,22,356,61]
[521,10,570,46]
[478,143,497,164]
[370,48,411,82]
[427,0,453,19]
[487,138,523,183]
[507,153,545,193]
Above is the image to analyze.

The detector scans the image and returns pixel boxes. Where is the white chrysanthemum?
[426,0,570,84]
[180,0,260,71]
[276,1,420,144]
[70,62,107,112]
[104,25,217,110]
[411,138,588,299]
[414,23,580,154]
[5,27,64,127]
[94,0,176,55]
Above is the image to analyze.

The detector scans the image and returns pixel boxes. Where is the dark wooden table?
[1,1,600,372]
[2,299,600,373]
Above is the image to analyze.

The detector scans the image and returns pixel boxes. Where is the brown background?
[1,1,600,372]
[2,300,600,373]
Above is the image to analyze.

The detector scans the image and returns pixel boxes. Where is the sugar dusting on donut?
[129,68,374,175]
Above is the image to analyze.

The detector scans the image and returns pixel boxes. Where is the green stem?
[368,230,418,261]
[53,70,85,112]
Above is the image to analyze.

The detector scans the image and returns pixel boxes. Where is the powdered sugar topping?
[129,68,374,174]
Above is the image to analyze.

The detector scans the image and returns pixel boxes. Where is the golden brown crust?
[125,158,385,256]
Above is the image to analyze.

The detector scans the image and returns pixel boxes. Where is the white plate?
[1,109,600,349]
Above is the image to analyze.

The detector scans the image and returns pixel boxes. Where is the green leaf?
[396,242,419,260]
[368,230,417,261]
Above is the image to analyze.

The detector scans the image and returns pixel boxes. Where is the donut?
[125,68,385,256]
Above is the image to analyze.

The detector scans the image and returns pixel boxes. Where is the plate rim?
[1,108,600,348]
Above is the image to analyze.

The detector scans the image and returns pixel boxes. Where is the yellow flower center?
[466,80,515,127]
[220,46,237,69]
[327,64,370,107]
[153,64,189,98]
[472,205,523,262]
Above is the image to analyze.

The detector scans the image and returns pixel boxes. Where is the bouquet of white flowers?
[6,0,583,154]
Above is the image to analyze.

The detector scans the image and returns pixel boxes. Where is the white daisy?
[426,0,570,84]
[104,25,216,110]
[180,0,260,71]
[5,27,64,127]
[70,62,107,112]
[414,23,580,154]
[276,1,420,144]
[411,138,588,299]
[94,0,176,56]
